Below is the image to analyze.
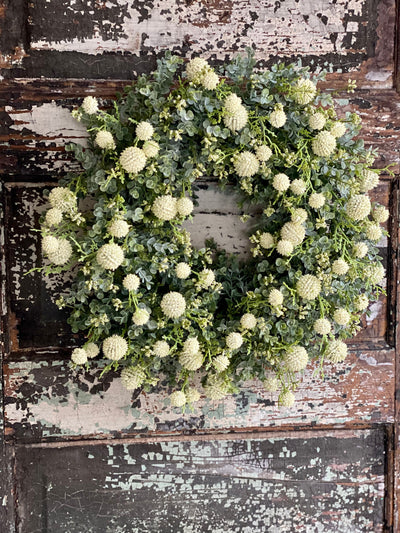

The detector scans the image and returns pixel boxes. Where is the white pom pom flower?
[259,232,274,249]
[45,208,63,227]
[346,195,371,221]
[123,274,140,291]
[324,340,348,363]
[278,390,295,407]
[152,195,178,221]
[269,106,286,128]
[198,269,215,288]
[142,140,159,158]
[108,219,130,238]
[42,235,60,255]
[95,131,115,150]
[175,262,191,279]
[272,173,290,192]
[297,275,321,300]
[84,343,100,359]
[355,294,369,311]
[332,259,349,275]
[176,197,194,217]
[186,57,208,82]
[71,348,88,365]
[281,222,305,246]
[373,206,389,223]
[312,131,336,157]
[224,106,248,132]
[82,96,99,115]
[183,337,200,356]
[121,366,146,390]
[330,122,346,138]
[186,388,201,404]
[47,238,73,265]
[234,152,259,177]
[153,340,170,358]
[170,390,187,407]
[103,335,128,361]
[313,318,331,335]
[240,313,257,329]
[308,113,326,130]
[226,332,243,350]
[268,288,284,307]
[204,374,230,400]
[179,350,203,371]
[366,264,385,285]
[97,243,124,270]
[224,93,243,112]
[256,145,272,162]
[353,242,368,258]
[359,169,379,192]
[291,208,308,224]
[277,239,294,256]
[366,223,383,241]
[136,121,154,141]
[333,308,350,326]
[290,179,307,195]
[48,187,76,212]
[293,78,317,105]
[284,346,308,372]
[264,376,279,392]
[132,308,150,326]
[119,146,147,174]
[308,193,326,209]
[161,292,186,319]
[201,70,219,90]
[213,354,230,373]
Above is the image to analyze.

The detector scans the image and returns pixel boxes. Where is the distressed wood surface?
[14,429,386,532]
[3,180,390,353]
[2,82,400,178]
[3,347,394,442]
[0,0,395,89]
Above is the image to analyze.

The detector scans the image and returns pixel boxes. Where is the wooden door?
[1,1,399,531]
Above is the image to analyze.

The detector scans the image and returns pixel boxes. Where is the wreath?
[37,51,388,409]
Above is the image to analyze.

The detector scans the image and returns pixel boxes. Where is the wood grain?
[0,0,394,89]
[1,82,400,178]
[14,429,386,532]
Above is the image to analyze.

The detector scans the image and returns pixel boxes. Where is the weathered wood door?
[1,1,400,531]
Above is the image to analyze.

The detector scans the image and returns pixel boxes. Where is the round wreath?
[38,51,388,409]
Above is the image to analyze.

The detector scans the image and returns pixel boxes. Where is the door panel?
[1,0,399,531]
[15,430,386,533]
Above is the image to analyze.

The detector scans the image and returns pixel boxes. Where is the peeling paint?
[30,0,368,60]
[6,102,88,146]
[4,347,395,441]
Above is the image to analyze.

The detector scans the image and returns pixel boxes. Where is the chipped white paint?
[30,0,364,59]
[366,301,383,325]
[5,350,394,439]
[5,102,88,146]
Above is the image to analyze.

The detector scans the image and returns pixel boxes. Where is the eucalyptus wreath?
[37,51,388,409]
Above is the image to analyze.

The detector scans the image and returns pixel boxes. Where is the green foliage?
[37,53,388,407]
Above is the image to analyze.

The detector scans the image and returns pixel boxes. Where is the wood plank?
[2,0,394,89]
[0,175,15,531]
[3,347,394,442]
[14,429,386,532]
[3,180,390,352]
[1,83,400,177]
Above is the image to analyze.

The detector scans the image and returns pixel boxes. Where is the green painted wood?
[15,429,386,532]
